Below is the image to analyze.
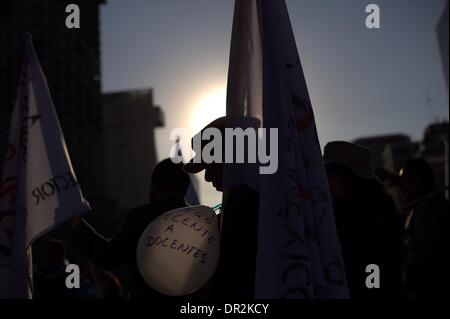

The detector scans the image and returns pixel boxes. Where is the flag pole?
[26,247,33,299]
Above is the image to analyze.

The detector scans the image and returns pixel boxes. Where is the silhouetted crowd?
[30,123,449,300]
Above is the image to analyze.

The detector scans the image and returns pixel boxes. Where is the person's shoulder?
[226,183,259,214]
[127,203,155,223]
[129,196,188,222]
[129,203,154,215]
[416,194,448,212]
[155,195,188,213]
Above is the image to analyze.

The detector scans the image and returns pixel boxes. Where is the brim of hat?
[183,160,206,174]
[324,160,382,184]
[354,170,383,184]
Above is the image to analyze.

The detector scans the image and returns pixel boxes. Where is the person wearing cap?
[184,116,260,298]
[323,141,402,299]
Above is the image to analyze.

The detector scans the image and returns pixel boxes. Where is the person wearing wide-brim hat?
[323,141,403,299]
[323,141,381,182]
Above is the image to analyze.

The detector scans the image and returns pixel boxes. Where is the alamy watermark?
[365,4,380,29]
[65,264,80,289]
[65,4,80,29]
[169,127,279,175]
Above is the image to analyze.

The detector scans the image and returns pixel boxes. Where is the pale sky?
[100,0,449,205]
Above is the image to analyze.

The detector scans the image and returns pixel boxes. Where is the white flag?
[0,34,90,299]
[225,0,349,298]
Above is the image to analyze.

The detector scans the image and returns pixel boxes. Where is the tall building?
[99,89,164,229]
[0,0,104,206]
[437,1,449,86]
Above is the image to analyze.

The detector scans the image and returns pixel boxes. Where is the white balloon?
[136,205,220,296]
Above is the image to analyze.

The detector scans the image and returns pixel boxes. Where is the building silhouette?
[354,121,449,200]
[437,1,449,86]
[99,89,163,229]
[0,0,104,208]
[354,134,418,173]
[1,1,167,238]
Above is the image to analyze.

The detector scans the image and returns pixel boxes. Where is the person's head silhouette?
[149,158,190,202]
[183,117,226,192]
[399,158,436,202]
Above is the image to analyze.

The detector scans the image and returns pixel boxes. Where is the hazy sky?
[100,0,449,205]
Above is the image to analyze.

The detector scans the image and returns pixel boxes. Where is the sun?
[190,87,226,135]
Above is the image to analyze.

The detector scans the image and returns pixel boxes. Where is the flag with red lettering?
[0,34,90,298]
[225,0,349,298]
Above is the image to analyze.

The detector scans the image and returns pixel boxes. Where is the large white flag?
[225,0,349,298]
[0,34,90,299]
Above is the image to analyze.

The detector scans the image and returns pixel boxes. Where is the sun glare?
[190,87,226,135]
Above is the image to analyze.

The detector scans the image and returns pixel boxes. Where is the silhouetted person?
[184,117,260,298]
[398,158,449,299]
[72,158,190,299]
[33,239,69,299]
[33,238,95,299]
[323,141,403,299]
